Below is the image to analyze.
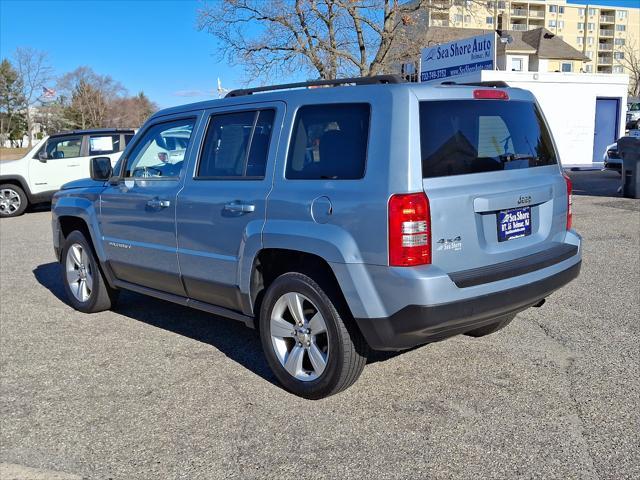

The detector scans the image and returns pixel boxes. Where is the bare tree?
[13,47,53,146]
[619,40,640,98]
[106,92,158,128]
[57,67,125,129]
[0,59,25,146]
[198,0,451,81]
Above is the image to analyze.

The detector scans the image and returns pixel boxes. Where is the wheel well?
[0,178,28,196]
[251,249,352,319]
[59,216,92,241]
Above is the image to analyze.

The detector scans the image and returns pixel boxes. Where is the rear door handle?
[224,201,255,213]
[146,199,171,209]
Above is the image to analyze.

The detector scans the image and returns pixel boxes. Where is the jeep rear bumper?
[354,260,581,351]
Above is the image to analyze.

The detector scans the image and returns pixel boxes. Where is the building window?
[587,23,595,30]
[486,16,494,24]
[549,20,557,27]
[464,15,471,23]
[585,65,593,73]
[486,1,495,8]
[578,8,585,16]
[613,66,624,73]
[614,38,626,46]
[616,24,626,32]
[559,6,564,14]
[587,37,594,45]
[549,5,557,13]
[617,10,627,20]
[511,58,524,71]
[588,8,596,16]
[497,1,505,9]
[586,51,594,59]
[558,21,564,29]
[577,37,584,44]
[614,52,625,60]
[561,63,572,73]
[454,14,463,23]
[578,22,584,30]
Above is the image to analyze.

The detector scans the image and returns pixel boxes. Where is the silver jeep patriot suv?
[51,76,581,399]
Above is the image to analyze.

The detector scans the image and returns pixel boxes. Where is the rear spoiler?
[440,81,509,88]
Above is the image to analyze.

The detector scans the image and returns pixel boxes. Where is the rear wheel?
[0,184,28,218]
[259,272,368,399]
[465,313,516,337]
[61,230,118,313]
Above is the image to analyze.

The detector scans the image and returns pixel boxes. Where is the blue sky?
[1,0,638,107]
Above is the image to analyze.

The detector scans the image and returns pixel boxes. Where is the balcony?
[599,29,614,37]
[529,10,545,18]
[510,23,528,31]
[598,43,613,51]
[511,8,527,17]
[430,19,450,27]
[599,15,615,23]
[598,56,613,65]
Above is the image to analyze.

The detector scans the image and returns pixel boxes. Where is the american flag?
[42,86,56,99]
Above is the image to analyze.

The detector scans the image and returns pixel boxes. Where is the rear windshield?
[419,100,557,179]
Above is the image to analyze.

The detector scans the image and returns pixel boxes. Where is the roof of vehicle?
[49,128,136,138]
[150,76,536,121]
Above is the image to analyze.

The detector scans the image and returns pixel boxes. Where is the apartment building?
[427,0,639,74]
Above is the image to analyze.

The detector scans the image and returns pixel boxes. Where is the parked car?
[0,128,135,217]
[602,142,622,173]
[626,100,640,130]
[51,77,581,399]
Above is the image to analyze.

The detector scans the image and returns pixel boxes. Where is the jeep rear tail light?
[389,193,431,266]
[563,173,573,230]
[473,89,509,100]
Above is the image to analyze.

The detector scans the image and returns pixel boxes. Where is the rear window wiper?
[498,154,539,163]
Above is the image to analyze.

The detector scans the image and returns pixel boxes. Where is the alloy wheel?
[65,243,94,302]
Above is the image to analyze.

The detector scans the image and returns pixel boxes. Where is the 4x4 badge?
[436,236,462,252]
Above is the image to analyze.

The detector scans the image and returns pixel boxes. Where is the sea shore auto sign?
[420,33,496,82]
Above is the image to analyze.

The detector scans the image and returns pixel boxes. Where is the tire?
[259,272,368,399]
[465,313,516,338]
[0,184,28,218]
[61,230,118,313]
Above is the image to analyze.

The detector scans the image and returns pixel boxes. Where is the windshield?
[419,100,557,178]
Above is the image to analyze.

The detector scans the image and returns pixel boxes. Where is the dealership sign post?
[420,33,497,83]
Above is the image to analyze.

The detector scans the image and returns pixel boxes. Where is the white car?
[0,128,134,217]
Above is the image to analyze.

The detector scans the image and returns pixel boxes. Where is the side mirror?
[90,157,113,181]
[37,151,48,163]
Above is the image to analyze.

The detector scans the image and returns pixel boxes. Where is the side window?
[89,134,121,155]
[286,104,370,180]
[124,119,195,179]
[43,136,82,160]
[197,109,275,179]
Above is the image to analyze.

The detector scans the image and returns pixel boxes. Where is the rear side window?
[286,104,369,180]
[419,100,557,179]
[197,109,275,179]
[89,134,121,155]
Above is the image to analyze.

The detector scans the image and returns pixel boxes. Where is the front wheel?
[0,184,28,217]
[259,272,368,399]
[61,230,118,313]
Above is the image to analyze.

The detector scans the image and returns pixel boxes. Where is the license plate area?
[497,206,531,242]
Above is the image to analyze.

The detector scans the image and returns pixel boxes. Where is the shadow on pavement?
[566,169,623,198]
[33,262,407,388]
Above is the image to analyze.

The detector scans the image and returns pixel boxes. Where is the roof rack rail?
[226,74,404,98]
[440,80,510,88]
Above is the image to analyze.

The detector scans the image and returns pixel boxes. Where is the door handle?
[224,201,255,213]
[146,199,171,209]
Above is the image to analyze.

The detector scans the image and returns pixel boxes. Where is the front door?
[99,116,199,296]
[593,98,620,162]
[29,134,84,194]
[176,104,283,310]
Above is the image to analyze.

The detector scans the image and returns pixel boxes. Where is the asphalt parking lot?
[0,170,638,479]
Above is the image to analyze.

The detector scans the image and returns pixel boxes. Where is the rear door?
[418,92,568,274]
[176,103,283,311]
